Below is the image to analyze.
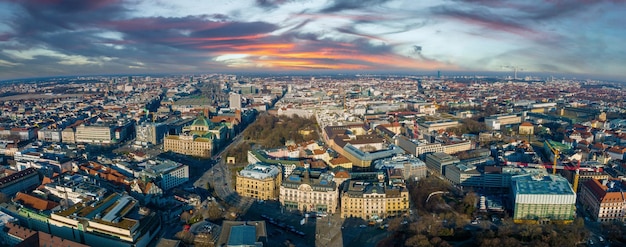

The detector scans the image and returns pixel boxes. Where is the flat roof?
[513,175,575,195]
[227,225,257,246]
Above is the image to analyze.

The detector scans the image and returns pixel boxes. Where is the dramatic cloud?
[0,0,624,80]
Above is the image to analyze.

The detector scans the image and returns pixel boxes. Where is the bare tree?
[175,230,195,245]
[194,232,215,247]
[206,202,223,221]
[180,211,192,223]
[0,193,9,203]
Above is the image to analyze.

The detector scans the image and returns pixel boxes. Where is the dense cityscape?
[0,73,621,247]
[1,0,625,246]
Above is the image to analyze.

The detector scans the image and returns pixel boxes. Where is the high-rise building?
[229,93,242,110]
[511,174,576,224]
[135,122,167,146]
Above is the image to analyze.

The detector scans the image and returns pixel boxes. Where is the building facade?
[445,164,482,187]
[37,128,63,143]
[0,168,40,196]
[373,155,428,181]
[423,152,459,176]
[229,93,242,110]
[579,179,626,223]
[163,116,215,158]
[417,120,460,138]
[236,163,282,200]
[511,175,576,224]
[135,122,167,146]
[340,181,409,220]
[46,193,161,247]
[485,113,522,130]
[61,128,75,144]
[138,160,189,191]
[279,168,338,213]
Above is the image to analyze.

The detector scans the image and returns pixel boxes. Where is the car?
[599,236,604,242]
[359,225,366,228]
[471,221,478,225]
[589,239,594,245]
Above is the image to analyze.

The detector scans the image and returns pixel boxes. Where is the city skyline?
[0,0,625,81]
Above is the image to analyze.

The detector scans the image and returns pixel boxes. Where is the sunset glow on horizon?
[0,0,624,80]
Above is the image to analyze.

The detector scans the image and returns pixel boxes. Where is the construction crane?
[502,65,524,80]
[573,160,581,193]
[544,140,559,175]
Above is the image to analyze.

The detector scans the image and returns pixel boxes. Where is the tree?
[388,217,403,232]
[194,232,215,247]
[405,234,431,247]
[0,193,8,203]
[460,192,477,215]
[500,237,521,247]
[496,219,515,238]
[205,202,223,221]
[175,230,195,245]
[180,211,192,223]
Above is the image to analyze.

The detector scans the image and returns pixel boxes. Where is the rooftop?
[373,154,426,170]
[513,174,575,195]
[227,225,257,246]
[343,143,404,161]
[282,167,336,191]
[239,163,281,180]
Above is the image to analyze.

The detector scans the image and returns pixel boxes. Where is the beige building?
[75,124,114,144]
[579,179,626,223]
[417,120,460,138]
[280,168,338,213]
[164,135,213,157]
[340,181,409,220]
[519,122,534,135]
[163,116,215,158]
[443,140,473,154]
[485,114,522,130]
[236,163,282,200]
[395,135,444,156]
[61,128,76,144]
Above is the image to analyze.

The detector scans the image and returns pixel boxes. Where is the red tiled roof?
[329,156,351,165]
[5,222,36,241]
[14,192,59,211]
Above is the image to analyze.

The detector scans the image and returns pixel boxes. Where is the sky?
[0,0,625,80]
